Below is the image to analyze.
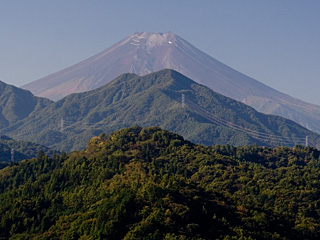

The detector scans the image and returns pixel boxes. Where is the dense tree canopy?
[1,126,320,239]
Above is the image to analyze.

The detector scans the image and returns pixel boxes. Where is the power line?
[3,96,318,149]
[175,96,313,147]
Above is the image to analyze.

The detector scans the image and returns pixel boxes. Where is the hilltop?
[1,126,320,239]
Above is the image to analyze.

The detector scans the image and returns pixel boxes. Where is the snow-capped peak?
[129,32,176,49]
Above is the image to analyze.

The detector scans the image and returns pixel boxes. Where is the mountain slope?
[0,135,53,168]
[21,32,320,134]
[0,80,52,130]
[7,70,320,151]
[1,126,320,239]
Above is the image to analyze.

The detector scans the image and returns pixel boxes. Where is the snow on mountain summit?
[128,32,176,50]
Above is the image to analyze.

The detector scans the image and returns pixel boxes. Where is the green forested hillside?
[1,126,320,239]
[3,70,320,151]
[0,80,52,129]
[0,135,54,169]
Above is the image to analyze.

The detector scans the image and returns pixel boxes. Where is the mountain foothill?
[0,69,319,153]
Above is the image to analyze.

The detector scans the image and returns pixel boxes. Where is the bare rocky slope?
[22,32,320,134]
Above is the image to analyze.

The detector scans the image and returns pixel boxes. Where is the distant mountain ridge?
[0,135,53,168]
[21,32,320,134]
[0,80,52,130]
[6,70,320,151]
[0,81,54,167]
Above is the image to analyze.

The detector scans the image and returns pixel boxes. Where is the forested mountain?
[0,135,54,169]
[0,81,53,168]
[1,126,320,239]
[21,32,320,134]
[0,80,52,129]
[4,70,320,151]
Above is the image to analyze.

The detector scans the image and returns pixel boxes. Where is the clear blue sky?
[1,0,319,105]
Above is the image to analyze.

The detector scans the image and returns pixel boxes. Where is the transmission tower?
[305,136,308,147]
[182,94,185,108]
[60,118,64,133]
[11,149,15,163]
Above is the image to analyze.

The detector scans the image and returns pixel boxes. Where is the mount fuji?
[22,32,320,134]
